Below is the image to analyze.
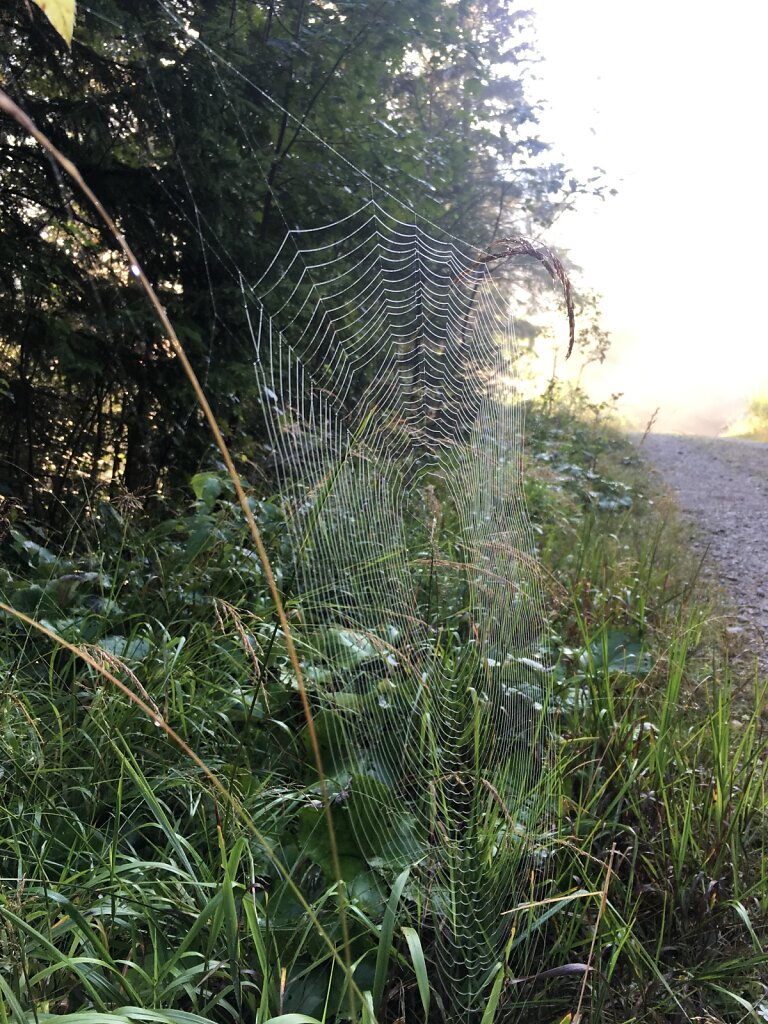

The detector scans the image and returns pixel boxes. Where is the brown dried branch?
[480,236,576,358]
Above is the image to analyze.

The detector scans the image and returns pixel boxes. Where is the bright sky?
[527,0,768,434]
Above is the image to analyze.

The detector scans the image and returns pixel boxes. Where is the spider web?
[39,4,575,1013]
[245,199,561,1014]
[156,10,572,1003]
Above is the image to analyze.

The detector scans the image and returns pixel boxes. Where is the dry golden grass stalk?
[481,236,576,358]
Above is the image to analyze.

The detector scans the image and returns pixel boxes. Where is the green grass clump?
[0,394,766,1023]
[522,391,768,1022]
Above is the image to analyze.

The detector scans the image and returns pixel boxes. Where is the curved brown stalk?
[479,236,575,358]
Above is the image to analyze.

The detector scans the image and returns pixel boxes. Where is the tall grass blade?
[479,966,504,1024]
[372,867,409,1010]
[401,926,430,1022]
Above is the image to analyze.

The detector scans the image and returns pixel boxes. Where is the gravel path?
[636,434,768,674]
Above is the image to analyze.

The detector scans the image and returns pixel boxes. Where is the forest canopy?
[0,0,584,522]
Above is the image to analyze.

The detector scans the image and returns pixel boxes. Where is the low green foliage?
[1,395,766,1023]
[732,393,768,441]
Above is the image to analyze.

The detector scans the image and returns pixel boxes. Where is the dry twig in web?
[480,236,576,358]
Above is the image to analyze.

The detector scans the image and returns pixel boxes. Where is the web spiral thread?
[247,199,558,1016]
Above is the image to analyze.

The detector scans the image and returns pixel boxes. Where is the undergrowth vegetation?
[1,393,767,1024]
[730,393,768,442]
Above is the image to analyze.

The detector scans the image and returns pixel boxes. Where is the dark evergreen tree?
[0,0,575,523]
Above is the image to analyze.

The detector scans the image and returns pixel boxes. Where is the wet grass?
[0,394,766,1023]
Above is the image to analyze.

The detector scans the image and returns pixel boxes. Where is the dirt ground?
[636,434,768,676]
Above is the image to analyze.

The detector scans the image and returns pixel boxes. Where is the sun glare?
[528,0,768,434]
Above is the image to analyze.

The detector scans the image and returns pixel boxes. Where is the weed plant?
[1,393,767,1023]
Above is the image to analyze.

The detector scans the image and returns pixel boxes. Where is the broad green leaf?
[10,529,58,567]
[579,629,651,676]
[31,0,76,45]
[298,804,366,882]
[99,635,152,661]
[190,472,224,509]
[321,627,379,667]
[262,1017,324,1024]
[348,774,425,869]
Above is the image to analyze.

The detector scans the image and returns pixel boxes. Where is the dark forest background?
[0,0,599,524]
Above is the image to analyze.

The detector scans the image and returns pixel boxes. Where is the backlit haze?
[526,0,768,435]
